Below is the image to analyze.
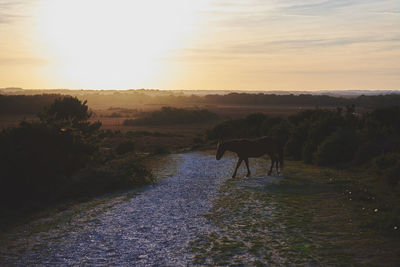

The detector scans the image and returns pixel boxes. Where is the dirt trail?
[0,152,239,266]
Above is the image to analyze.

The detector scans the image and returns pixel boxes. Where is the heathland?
[0,90,399,265]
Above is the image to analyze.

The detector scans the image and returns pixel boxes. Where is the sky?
[0,0,399,90]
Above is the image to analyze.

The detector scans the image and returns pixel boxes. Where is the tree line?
[2,93,400,115]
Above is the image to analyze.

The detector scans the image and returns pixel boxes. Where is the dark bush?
[72,157,153,197]
[315,128,359,166]
[126,130,153,137]
[353,141,381,165]
[285,123,310,160]
[123,107,218,126]
[193,136,203,144]
[266,120,291,145]
[0,96,153,217]
[0,97,102,209]
[108,112,123,118]
[116,140,135,155]
[302,140,316,164]
[260,116,283,136]
[152,143,170,155]
[38,96,92,126]
[207,119,238,139]
[245,113,267,125]
[207,113,287,140]
[370,153,400,187]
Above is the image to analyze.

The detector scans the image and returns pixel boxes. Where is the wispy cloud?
[206,0,399,29]
[0,57,47,65]
[0,0,29,24]
[280,0,370,14]
[227,37,400,54]
[171,36,400,61]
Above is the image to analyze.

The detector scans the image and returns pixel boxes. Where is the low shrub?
[124,107,218,126]
[116,140,135,155]
[315,128,359,166]
[152,143,170,155]
[371,153,400,187]
[71,156,153,198]
[0,97,154,218]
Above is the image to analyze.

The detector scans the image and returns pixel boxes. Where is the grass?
[191,158,400,266]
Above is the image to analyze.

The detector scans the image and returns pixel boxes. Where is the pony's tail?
[279,145,284,170]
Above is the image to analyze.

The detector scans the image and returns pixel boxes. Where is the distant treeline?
[65,92,400,109]
[123,107,218,126]
[0,94,61,115]
[2,93,400,115]
[203,93,400,108]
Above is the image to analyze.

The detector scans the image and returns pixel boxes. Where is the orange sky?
[0,0,399,90]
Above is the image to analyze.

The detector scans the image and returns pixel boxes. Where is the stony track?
[0,152,237,266]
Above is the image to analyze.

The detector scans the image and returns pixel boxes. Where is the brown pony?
[216,136,284,178]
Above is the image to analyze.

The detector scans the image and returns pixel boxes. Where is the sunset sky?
[0,0,399,90]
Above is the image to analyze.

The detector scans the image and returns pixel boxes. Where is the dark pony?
[216,136,284,178]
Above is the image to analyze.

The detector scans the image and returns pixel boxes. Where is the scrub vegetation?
[123,106,218,126]
[1,90,399,265]
[0,97,153,229]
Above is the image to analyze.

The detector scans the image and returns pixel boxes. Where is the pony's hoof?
[246,173,251,178]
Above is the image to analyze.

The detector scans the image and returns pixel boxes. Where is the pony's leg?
[268,157,274,176]
[244,158,251,177]
[232,158,243,178]
[275,158,279,176]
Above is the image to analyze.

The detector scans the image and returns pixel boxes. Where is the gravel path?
[0,152,237,266]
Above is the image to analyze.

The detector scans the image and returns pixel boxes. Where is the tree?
[38,96,101,136]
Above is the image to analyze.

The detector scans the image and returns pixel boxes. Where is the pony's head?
[216,138,226,160]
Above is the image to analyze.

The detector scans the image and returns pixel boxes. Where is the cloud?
[206,0,399,29]
[0,13,26,24]
[281,0,363,14]
[0,57,47,65]
[171,36,400,61]
[376,10,400,15]
[227,37,400,54]
[0,1,29,24]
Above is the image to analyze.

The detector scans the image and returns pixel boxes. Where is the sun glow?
[34,0,206,88]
